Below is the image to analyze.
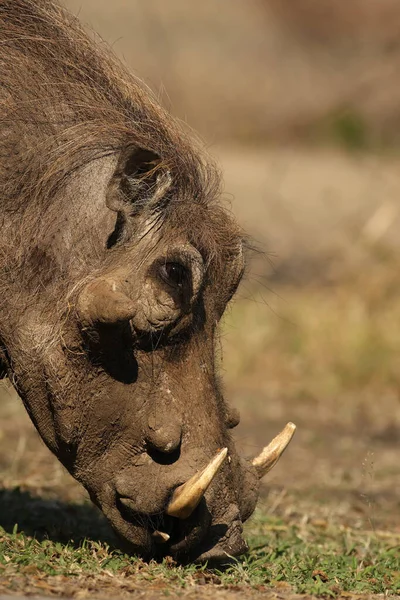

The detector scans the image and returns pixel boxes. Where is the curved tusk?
[152,530,170,544]
[77,277,136,325]
[166,448,228,520]
[252,422,296,478]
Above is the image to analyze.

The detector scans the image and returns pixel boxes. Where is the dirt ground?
[0,592,383,600]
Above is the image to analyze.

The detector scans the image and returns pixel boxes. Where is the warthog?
[0,0,295,562]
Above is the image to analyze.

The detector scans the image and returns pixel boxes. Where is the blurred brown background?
[1,0,399,538]
[64,0,400,278]
[67,0,400,146]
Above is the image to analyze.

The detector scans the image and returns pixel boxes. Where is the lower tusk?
[152,530,170,543]
[252,422,296,478]
[166,447,228,520]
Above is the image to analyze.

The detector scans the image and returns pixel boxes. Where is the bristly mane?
[0,0,221,213]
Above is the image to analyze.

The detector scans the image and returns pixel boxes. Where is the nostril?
[147,444,181,466]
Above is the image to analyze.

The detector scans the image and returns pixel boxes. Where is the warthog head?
[0,0,295,561]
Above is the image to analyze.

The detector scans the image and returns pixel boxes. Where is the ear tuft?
[106,146,166,214]
[124,148,160,179]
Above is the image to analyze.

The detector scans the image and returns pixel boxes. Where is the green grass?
[0,511,398,597]
[244,513,399,597]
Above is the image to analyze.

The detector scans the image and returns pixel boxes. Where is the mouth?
[116,497,247,563]
[117,497,212,559]
[114,447,230,559]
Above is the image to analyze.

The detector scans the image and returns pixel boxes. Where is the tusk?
[152,530,170,543]
[166,447,228,520]
[252,422,296,478]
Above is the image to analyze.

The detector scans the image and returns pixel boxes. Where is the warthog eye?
[159,262,188,288]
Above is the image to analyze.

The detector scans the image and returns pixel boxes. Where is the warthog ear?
[106,146,169,214]
[106,146,171,248]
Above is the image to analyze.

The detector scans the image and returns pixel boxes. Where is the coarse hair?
[0,0,221,215]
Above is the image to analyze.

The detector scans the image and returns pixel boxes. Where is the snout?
[114,496,248,563]
[91,426,295,563]
[100,448,251,562]
[116,498,213,560]
[194,515,249,564]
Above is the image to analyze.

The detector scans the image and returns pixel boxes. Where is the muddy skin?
[0,0,271,562]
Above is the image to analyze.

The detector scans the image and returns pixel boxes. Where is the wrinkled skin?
[0,154,260,562]
[0,0,262,562]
